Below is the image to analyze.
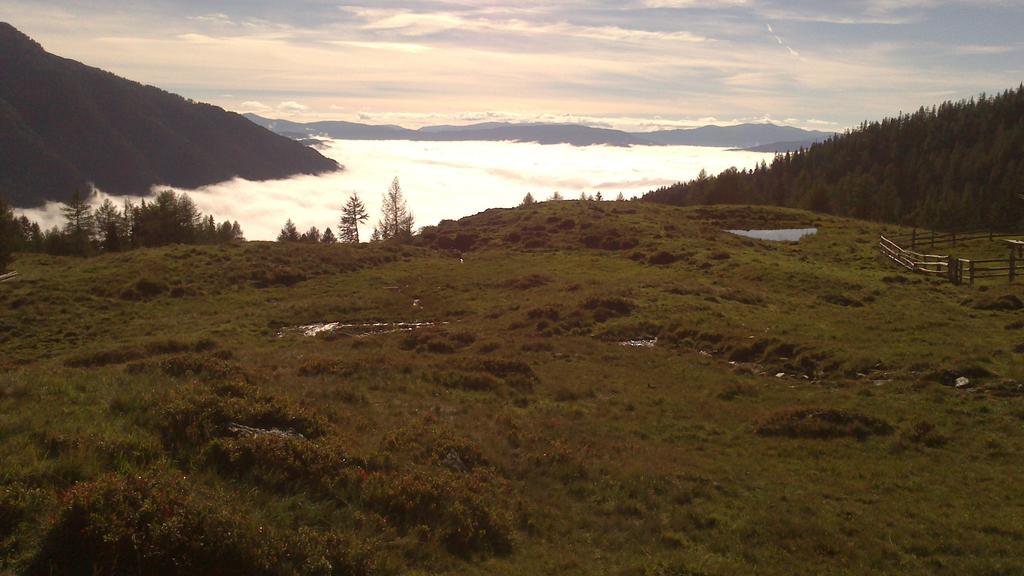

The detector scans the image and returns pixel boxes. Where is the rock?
[955,377,971,389]
[775,372,786,378]
[441,448,468,473]
[227,423,305,440]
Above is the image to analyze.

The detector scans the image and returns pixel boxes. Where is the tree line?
[278,177,415,244]
[0,188,243,270]
[643,85,1024,231]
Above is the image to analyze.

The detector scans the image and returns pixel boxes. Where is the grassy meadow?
[1,201,1023,575]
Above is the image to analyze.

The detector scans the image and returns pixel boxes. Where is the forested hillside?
[645,86,1024,230]
[0,23,339,208]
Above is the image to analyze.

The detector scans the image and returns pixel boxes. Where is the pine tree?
[231,221,244,241]
[278,219,299,242]
[61,189,95,256]
[549,191,564,201]
[374,177,414,241]
[340,192,369,243]
[595,191,604,201]
[321,227,337,244]
[616,192,626,201]
[94,198,123,252]
[301,226,321,243]
[0,195,15,272]
[521,193,536,206]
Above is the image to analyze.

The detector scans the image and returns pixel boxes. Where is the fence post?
[969,260,975,286]
[947,256,958,285]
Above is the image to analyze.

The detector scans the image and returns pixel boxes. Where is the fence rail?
[879,231,1022,285]
[0,271,18,283]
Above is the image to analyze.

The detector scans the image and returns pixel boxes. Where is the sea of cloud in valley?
[20,140,775,241]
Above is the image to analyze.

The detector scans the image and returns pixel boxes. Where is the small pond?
[727,228,818,242]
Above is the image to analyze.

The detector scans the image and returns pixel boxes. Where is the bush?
[29,472,274,575]
[581,296,635,322]
[203,435,359,496]
[159,381,326,451]
[756,408,893,440]
[433,370,502,392]
[362,469,513,557]
[146,354,242,380]
[647,251,678,266]
[119,277,168,300]
[902,421,948,448]
[64,338,217,368]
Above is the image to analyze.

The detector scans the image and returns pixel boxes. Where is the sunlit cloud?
[0,0,1021,132]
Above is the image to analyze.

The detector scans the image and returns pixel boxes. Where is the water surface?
[727,228,818,242]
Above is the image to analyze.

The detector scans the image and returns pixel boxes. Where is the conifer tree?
[374,177,414,241]
[321,227,337,244]
[61,189,95,256]
[0,195,15,272]
[278,219,299,242]
[521,192,536,206]
[340,192,369,243]
[94,198,123,252]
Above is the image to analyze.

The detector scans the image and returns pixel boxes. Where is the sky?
[1,0,1022,131]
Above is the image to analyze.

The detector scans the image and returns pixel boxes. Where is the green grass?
[1,202,1023,575]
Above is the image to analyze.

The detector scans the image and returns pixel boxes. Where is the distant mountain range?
[245,114,834,151]
[0,23,339,208]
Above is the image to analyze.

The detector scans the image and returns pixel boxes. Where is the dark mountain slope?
[0,23,339,207]
[644,86,1024,230]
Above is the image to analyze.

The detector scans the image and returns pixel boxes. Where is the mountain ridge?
[244,113,835,150]
[0,23,340,208]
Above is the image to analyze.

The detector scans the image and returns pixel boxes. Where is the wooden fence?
[879,230,1022,285]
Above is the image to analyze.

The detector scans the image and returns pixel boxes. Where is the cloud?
[278,101,309,112]
[239,101,272,112]
[15,139,776,240]
[3,0,1022,131]
[949,44,1016,55]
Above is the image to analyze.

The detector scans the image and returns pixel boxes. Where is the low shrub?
[902,421,948,448]
[433,370,502,392]
[65,338,217,368]
[362,469,513,557]
[647,251,678,266]
[203,435,359,496]
[972,294,1023,311]
[251,267,307,288]
[581,296,635,322]
[821,293,864,307]
[29,472,273,575]
[147,354,242,380]
[756,408,893,440]
[504,274,551,290]
[159,381,326,451]
[119,277,167,300]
